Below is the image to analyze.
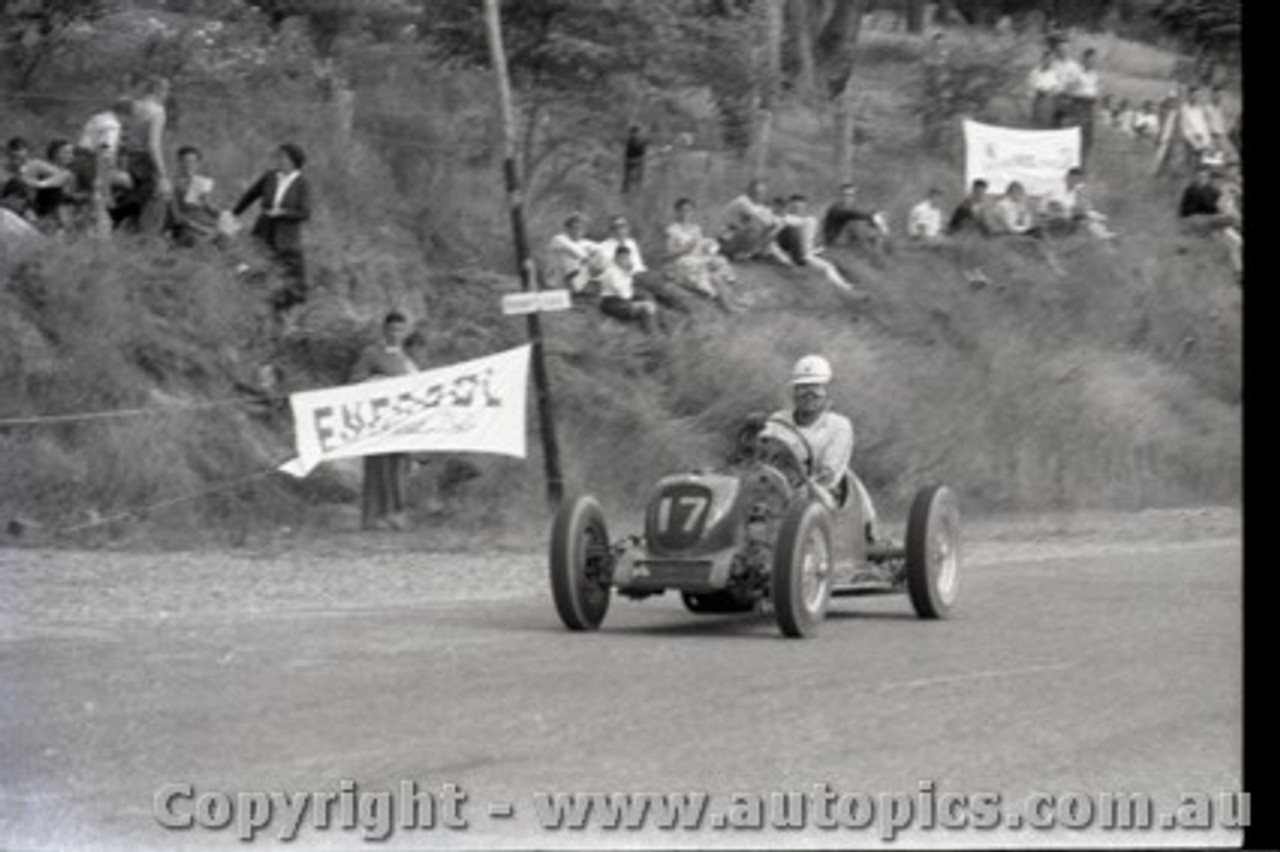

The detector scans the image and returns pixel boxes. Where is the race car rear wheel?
[549,495,612,631]
[681,591,755,614]
[905,485,961,619]
[772,500,834,638]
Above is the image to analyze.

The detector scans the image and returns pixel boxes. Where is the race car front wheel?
[772,499,833,638]
[905,484,961,619]
[549,495,612,631]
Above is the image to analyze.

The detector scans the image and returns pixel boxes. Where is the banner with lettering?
[964,120,1081,197]
[279,345,530,478]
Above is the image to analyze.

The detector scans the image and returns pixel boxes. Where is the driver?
[759,354,881,542]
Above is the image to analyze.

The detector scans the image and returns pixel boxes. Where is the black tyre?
[549,495,612,631]
[905,485,961,619]
[772,500,834,638]
[681,591,755,614]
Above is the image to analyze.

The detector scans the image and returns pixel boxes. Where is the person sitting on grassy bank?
[948,179,994,236]
[598,214,693,318]
[775,194,854,292]
[598,244,659,333]
[2,137,66,225]
[665,197,742,311]
[906,187,947,244]
[822,183,890,253]
[1179,165,1241,278]
[1040,168,1115,240]
[719,179,786,261]
[990,181,1041,237]
[165,146,224,248]
[547,212,601,299]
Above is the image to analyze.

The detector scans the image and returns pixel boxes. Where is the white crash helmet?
[791,354,833,385]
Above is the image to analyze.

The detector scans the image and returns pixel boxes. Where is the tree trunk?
[790,0,817,98]
[819,0,866,98]
[905,0,926,33]
[762,0,785,103]
[753,108,774,179]
[816,0,866,60]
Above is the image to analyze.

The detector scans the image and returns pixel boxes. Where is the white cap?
[791,354,833,385]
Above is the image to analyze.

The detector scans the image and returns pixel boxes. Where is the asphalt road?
[0,523,1242,850]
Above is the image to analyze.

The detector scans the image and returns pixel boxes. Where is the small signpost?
[501,289,572,316]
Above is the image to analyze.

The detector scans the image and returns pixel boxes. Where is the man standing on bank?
[233,143,312,320]
[350,312,419,531]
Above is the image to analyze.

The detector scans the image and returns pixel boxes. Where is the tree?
[0,0,105,86]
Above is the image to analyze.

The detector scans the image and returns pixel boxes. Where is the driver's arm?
[814,415,854,489]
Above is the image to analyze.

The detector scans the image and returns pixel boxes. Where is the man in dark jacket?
[233,143,312,315]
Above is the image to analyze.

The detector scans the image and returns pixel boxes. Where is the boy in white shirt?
[598,244,658,333]
[907,187,946,242]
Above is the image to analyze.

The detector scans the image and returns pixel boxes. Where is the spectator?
[115,75,172,233]
[598,244,658,333]
[1204,85,1234,159]
[233,142,312,319]
[720,178,784,260]
[1028,49,1062,128]
[547,212,601,297]
[165,145,222,247]
[76,98,132,237]
[622,125,649,195]
[349,311,419,531]
[906,187,947,243]
[990,181,1040,236]
[1178,165,1223,218]
[33,140,88,233]
[777,194,854,292]
[923,32,950,91]
[665,197,741,310]
[599,214,693,317]
[596,214,647,275]
[1178,166,1241,278]
[2,137,39,219]
[948,179,994,236]
[1132,100,1160,140]
[3,138,74,229]
[1112,98,1136,136]
[1178,85,1214,166]
[822,183,889,252]
[1064,48,1101,164]
[1040,167,1115,239]
[1047,39,1082,128]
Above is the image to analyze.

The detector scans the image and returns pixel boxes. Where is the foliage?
[917,35,1025,148]
[1146,0,1239,56]
[0,0,107,85]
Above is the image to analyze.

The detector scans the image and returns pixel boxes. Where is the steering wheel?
[752,434,809,489]
[731,416,815,490]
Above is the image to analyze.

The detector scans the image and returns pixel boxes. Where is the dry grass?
[0,19,1240,543]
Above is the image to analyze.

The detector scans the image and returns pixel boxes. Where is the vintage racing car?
[548,415,961,638]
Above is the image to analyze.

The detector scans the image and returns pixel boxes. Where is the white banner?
[280,345,531,478]
[964,119,1081,198]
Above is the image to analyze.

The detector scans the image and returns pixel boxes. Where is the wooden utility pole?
[483,0,565,508]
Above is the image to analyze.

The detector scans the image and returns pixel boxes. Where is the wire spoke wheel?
[906,485,961,619]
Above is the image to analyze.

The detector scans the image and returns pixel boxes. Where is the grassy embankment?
[0,18,1240,546]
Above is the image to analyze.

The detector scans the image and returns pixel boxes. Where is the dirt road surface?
[0,508,1241,849]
